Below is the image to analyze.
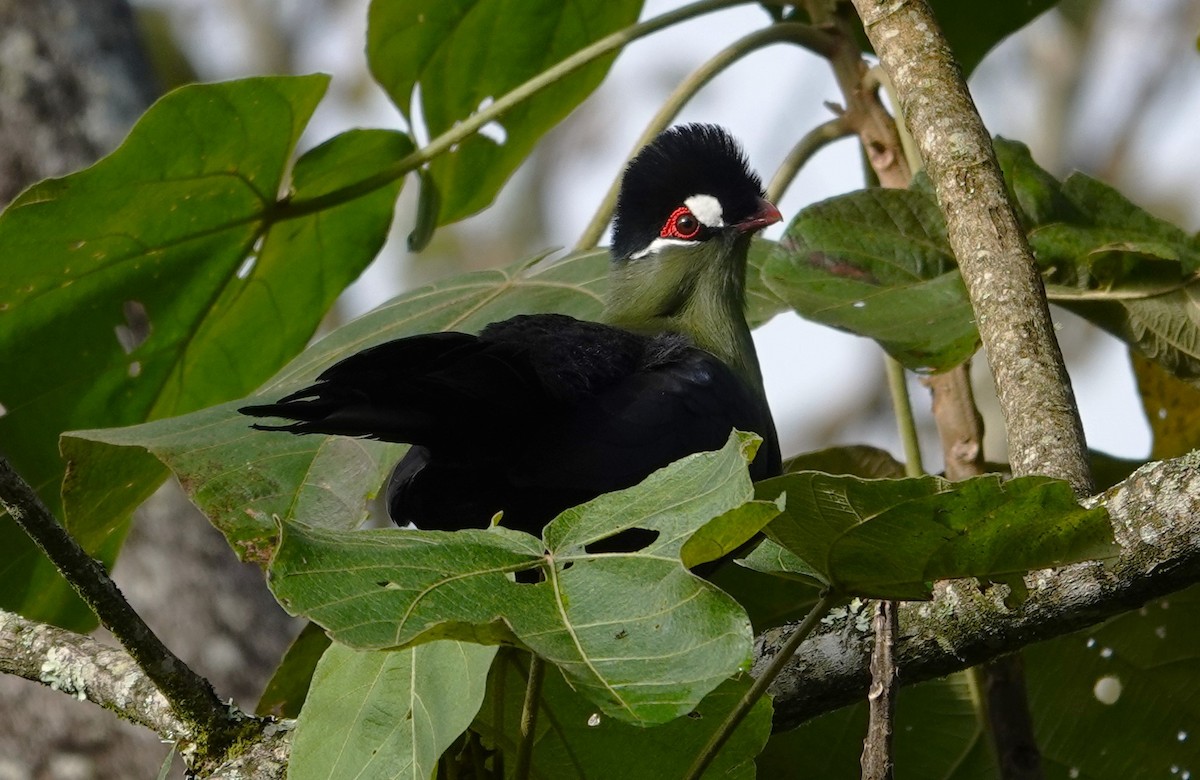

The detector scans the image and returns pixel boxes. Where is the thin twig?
[575,21,836,250]
[683,590,840,780]
[860,600,898,780]
[0,457,254,759]
[514,653,545,780]
[883,356,924,478]
[764,117,851,204]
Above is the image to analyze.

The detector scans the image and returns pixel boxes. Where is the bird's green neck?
[603,238,764,394]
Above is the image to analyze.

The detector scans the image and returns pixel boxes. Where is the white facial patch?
[684,194,724,228]
[629,237,693,260]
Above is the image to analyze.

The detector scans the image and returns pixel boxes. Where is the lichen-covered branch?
[849,0,1092,496]
[762,452,1200,730]
[0,456,259,766]
[0,608,186,737]
[0,607,294,778]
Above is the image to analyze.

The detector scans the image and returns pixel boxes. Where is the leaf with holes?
[268,432,760,725]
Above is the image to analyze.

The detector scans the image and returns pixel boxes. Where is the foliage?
[2,0,1198,778]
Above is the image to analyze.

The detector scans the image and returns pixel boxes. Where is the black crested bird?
[240,124,781,539]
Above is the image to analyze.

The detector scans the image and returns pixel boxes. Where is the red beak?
[734,198,782,233]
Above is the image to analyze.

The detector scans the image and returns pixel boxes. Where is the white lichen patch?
[40,646,88,701]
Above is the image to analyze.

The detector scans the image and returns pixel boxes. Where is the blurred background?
[1,0,1197,776]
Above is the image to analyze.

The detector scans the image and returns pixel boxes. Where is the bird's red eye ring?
[661,206,702,240]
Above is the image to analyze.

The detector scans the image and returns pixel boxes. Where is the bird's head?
[605,125,780,376]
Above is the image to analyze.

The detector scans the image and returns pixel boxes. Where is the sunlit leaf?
[1131,350,1200,459]
[0,76,411,627]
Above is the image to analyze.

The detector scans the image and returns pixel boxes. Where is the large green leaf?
[772,139,1200,384]
[994,139,1200,381]
[762,188,978,373]
[268,432,761,725]
[1024,583,1200,778]
[367,0,642,224]
[0,76,413,627]
[289,640,495,780]
[476,651,772,779]
[744,472,1116,599]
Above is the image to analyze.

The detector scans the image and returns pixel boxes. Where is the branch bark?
[761,451,1200,729]
[0,608,186,738]
[0,457,260,768]
[849,0,1092,496]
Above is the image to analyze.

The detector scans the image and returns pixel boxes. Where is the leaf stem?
[764,117,851,204]
[682,590,839,780]
[0,457,254,759]
[884,356,924,477]
[575,21,837,250]
[273,0,761,224]
[515,653,545,780]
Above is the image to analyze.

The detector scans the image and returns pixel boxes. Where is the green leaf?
[475,652,772,780]
[754,472,1116,600]
[1023,584,1200,778]
[367,0,642,224]
[679,496,783,570]
[1034,174,1200,381]
[0,75,392,627]
[762,188,978,373]
[993,137,1084,229]
[781,445,906,478]
[268,432,760,725]
[256,621,332,718]
[289,640,495,780]
[62,248,610,563]
[844,0,1055,77]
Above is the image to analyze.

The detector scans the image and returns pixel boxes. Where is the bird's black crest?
[611,124,764,260]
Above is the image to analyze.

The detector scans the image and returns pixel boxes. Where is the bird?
[240,123,782,541]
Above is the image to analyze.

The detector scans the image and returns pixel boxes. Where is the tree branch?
[0,457,258,765]
[0,608,185,737]
[761,451,1200,730]
[849,0,1092,495]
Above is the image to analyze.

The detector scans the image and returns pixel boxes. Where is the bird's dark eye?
[660,206,702,240]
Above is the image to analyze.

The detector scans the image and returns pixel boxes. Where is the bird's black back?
[240,313,780,535]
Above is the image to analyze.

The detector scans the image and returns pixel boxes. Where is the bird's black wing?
[239,329,546,449]
[240,313,779,534]
[506,334,780,496]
